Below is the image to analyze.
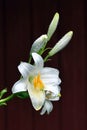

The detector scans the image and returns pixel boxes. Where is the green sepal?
[16,91,29,99]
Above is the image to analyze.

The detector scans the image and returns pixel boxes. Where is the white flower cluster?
[12,12,73,115]
[0,12,73,115]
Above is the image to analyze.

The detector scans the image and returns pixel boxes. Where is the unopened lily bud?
[48,31,73,56]
[30,34,48,54]
[47,12,59,41]
[0,88,7,99]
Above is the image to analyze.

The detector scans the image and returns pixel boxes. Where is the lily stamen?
[33,73,44,90]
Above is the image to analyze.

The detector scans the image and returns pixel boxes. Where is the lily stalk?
[0,93,15,106]
[0,88,15,106]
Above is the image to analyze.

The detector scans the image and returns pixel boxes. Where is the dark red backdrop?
[0,0,87,130]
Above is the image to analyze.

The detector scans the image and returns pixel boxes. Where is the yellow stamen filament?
[33,73,44,90]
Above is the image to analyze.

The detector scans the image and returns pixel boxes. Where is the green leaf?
[16,91,29,99]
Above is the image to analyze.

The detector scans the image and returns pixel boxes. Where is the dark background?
[0,0,87,130]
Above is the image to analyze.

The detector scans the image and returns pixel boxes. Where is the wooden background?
[0,0,87,130]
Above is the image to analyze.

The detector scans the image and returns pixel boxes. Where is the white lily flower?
[12,53,61,114]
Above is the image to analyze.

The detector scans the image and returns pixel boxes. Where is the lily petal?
[41,68,61,84]
[42,77,61,86]
[44,84,61,95]
[40,100,53,115]
[18,62,34,78]
[27,84,45,111]
[32,53,44,68]
[46,91,61,101]
[41,67,61,85]
[49,96,60,101]
[41,67,59,75]
[12,79,27,93]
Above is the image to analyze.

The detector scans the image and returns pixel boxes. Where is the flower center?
[33,73,44,90]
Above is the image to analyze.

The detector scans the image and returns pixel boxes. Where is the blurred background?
[0,0,87,130]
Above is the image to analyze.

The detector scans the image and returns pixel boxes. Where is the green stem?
[0,94,15,105]
[28,55,32,63]
[44,54,50,62]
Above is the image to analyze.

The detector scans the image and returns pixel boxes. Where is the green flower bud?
[48,31,73,56]
[0,88,7,99]
[30,34,48,54]
[47,12,59,41]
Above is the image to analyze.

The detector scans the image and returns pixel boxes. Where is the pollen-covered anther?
[33,73,44,90]
[58,93,61,97]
